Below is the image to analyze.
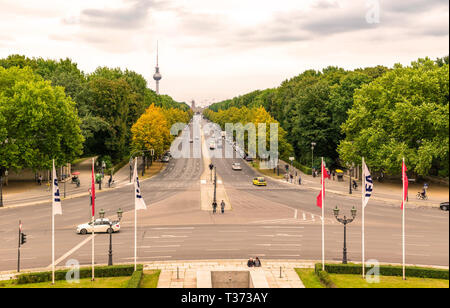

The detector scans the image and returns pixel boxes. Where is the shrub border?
[16,264,143,285]
[315,263,449,281]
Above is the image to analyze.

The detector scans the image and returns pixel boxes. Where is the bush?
[315,263,449,280]
[17,264,143,285]
[127,270,144,288]
[315,269,336,288]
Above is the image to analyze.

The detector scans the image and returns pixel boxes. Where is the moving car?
[77,218,120,235]
[253,177,267,186]
[440,202,449,211]
[232,163,242,171]
[162,155,170,163]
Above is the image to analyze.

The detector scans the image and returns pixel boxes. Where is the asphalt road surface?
[0,115,448,272]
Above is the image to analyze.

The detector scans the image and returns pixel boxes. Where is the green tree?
[338,58,449,176]
[0,66,84,171]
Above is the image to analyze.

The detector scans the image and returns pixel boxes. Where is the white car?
[232,163,242,171]
[77,218,120,235]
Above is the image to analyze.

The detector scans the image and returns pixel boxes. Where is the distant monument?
[153,41,162,94]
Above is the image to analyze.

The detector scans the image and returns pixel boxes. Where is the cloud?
[78,0,155,29]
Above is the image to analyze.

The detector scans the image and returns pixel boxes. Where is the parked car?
[162,156,170,163]
[77,218,120,235]
[245,156,254,162]
[252,177,267,186]
[440,202,449,211]
[232,163,242,171]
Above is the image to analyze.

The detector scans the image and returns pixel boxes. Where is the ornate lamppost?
[333,206,357,264]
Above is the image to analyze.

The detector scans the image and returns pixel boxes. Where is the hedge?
[315,263,449,280]
[127,269,144,288]
[17,264,143,285]
[315,269,336,288]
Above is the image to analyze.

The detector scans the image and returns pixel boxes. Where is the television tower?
[153,41,162,94]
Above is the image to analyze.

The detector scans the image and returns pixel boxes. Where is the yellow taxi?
[253,177,267,186]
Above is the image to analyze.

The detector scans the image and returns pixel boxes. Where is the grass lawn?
[250,161,286,180]
[0,277,131,288]
[328,274,449,288]
[295,269,325,288]
[140,270,161,288]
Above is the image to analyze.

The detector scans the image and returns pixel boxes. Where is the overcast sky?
[0,0,448,106]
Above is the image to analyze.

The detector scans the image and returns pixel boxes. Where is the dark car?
[440,202,449,211]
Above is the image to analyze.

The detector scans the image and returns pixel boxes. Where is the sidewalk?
[273,159,449,208]
[1,158,135,208]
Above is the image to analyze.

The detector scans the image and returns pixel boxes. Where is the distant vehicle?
[440,202,449,211]
[77,218,120,235]
[189,139,194,143]
[232,163,242,171]
[164,151,172,158]
[195,136,200,140]
[209,141,216,150]
[221,131,226,139]
[245,156,254,162]
[162,156,170,163]
[253,177,267,186]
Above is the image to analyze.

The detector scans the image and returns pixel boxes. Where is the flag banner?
[363,162,373,208]
[134,160,147,211]
[316,161,328,208]
[402,161,408,210]
[52,160,62,215]
[91,159,95,217]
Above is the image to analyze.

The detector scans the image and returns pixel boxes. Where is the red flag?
[91,159,95,217]
[402,161,408,210]
[316,161,328,208]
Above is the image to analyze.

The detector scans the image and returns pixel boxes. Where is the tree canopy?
[338,58,449,177]
[0,66,84,171]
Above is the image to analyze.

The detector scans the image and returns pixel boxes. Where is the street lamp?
[311,142,316,176]
[348,162,355,194]
[0,167,4,208]
[334,206,357,264]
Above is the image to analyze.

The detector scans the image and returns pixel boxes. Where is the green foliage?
[208,66,389,168]
[338,58,449,177]
[314,269,336,288]
[315,263,449,280]
[16,264,142,284]
[1,55,190,165]
[127,269,144,288]
[0,66,84,171]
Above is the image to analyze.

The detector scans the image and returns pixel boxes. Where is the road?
[0,115,448,272]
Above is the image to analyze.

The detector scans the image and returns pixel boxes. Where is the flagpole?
[52,159,55,285]
[362,157,365,279]
[92,158,95,281]
[402,157,406,280]
[134,158,137,271]
[321,157,325,271]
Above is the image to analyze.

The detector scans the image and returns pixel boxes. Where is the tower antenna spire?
[153,41,162,94]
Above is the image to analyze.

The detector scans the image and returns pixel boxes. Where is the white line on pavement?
[49,234,95,267]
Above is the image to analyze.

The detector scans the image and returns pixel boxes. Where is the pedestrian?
[298,175,302,185]
[290,174,293,183]
[247,258,255,267]
[332,170,336,181]
[212,202,217,214]
[352,180,358,189]
[220,200,225,214]
[312,168,316,178]
[38,175,42,186]
[108,175,113,188]
[254,257,261,267]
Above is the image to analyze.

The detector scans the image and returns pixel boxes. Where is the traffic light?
[20,232,27,245]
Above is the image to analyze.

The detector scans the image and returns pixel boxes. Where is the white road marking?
[121,256,172,260]
[139,245,180,248]
[4,257,36,261]
[151,227,194,230]
[49,234,95,267]
[206,248,239,251]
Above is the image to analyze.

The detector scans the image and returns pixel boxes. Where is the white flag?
[363,162,373,208]
[134,159,147,210]
[52,160,62,215]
